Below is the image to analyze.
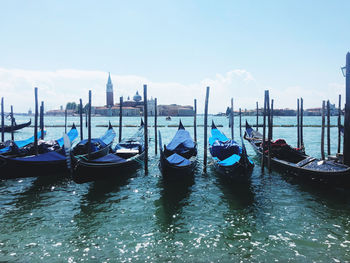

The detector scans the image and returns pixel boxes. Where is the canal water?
[0,115,349,262]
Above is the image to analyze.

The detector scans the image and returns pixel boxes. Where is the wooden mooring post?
[321,100,325,160]
[231,98,234,139]
[79,99,83,140]
[300,98,304,148]
[88,90,92,160]
[1,97,4,143]
[256,101,259,131]
[203,86,210,172]
[261,90,267,172]
[40,101,44,139]
[10,105,14,141]
[155,98,158,155]
[297,99,300,148]
[270,99,274,142]
[343,52,350,165]
[338,94,341,154]
[34,88,39,155]
[266,92,271,172]
[85,111,88,128]
[194,99,197,143]
[239,107,242,137]
[143,84,148,173]
[119,96,123,142]
[327,100,331,156]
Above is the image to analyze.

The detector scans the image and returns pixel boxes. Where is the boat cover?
[100,128,116,145]
[218,154,241,166]
[74,128,116,154]
[166,130,195,153]
[56,127,79,147]
[0,131,46,154]
[12,151,66,162]
[90,153,127,164]
[166,153,191,166]
[209,128,241,161]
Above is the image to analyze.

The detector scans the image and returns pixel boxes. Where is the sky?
[0,0,349,113]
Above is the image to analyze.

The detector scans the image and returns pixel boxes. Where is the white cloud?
[0,67,345,113]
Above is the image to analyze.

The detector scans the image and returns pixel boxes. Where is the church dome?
[133,91,142,102]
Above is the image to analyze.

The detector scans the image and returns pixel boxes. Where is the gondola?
[0,130,46,156]
[209,121,254,180]
[0,124,78,179]
[72,120,144,184]
[159,120,197,177]
[71,122,116,164]
[0,119,31,132]
[244,121,350,186]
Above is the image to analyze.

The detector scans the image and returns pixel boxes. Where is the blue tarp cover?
[218,154,241,166]
[100,128,116,145]
[166,153,191,166]
[0,131,46,154]
[209,128,241,161]
[56,128,78,147]
[166,130,195,153]
[13,151,66,162]
[90,153,127,164]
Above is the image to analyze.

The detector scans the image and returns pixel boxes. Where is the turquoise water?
[0,115,349,262]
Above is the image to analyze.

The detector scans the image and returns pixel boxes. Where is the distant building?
[106,73,114,107]
[158,104,194,116]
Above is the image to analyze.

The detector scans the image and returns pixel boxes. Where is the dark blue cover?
[90,153,127,164]
[166,130,195,153]
[166,153,191,167]
[12,151,66,162]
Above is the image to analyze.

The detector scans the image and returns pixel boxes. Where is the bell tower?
[106,72,114,107]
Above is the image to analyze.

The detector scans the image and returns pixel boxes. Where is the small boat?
[0,130,46,156]
[165,116,171,121]
[159,120,197,177]
[244,121,350,186]
[209,121,254,179]
[72,120,145,183]
[0,119,31,132]
[71,122,116,163]
[0,124,78,179]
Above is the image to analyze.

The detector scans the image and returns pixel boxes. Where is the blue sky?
[0,1,349,112]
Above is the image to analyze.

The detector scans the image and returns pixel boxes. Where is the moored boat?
[72,120,144,183]
[244,121,350,186]
[0,119,31,132]
[0,124,78,179]
[209,121,254,180]
[159,120,197,177]
[71,122,116,164]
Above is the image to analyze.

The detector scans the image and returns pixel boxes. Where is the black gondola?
[159,120,197,177]
[0,124,78,179]
[72,120,145,184]
[71,122,116,164]
[209,121,254,180]
[244,121,350,186]
[0,119,31,132]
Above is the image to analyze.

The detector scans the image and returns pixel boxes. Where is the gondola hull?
[71,143,113,166]
[245,121,350,187]
[159,151,197,178]
[0,120,31,132]
[73,152,145,184]
[0,151,68,179]
[211,158,253,181]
